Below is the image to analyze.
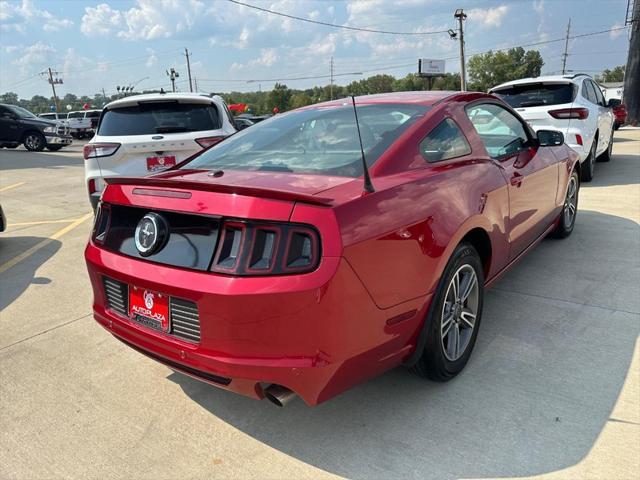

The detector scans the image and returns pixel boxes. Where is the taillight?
[87,178,97,195]
[83,142,120,160]
[195,136,226,149]
[92,202,111,244]
[210,220,320,276]
[575,134,583,146]
[548,108,589,120]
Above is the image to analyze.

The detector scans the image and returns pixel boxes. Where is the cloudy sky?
[0,0,631,98]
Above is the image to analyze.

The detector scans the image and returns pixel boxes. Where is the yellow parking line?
[8,218,80,227]
[0,182,26,193]
[0,212,93,275]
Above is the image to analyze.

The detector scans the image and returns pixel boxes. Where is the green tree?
[467,47,544,92]
[289,92,313,109]
[596,65,625,83]
[0,92,19,105]
[268,83,291,112]
[392,73,426,91]
[364,74,395,94]
[432,73,461,91]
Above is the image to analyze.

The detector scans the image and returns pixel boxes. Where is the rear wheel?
[581,136,597,182]
[552,170,579,238]
[597,129,614,162]
[413,243,484,381]
[23,132,45,152]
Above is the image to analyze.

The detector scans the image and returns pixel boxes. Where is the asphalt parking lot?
[1,132,639,480]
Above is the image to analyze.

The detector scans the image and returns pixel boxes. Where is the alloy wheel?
[25,134,42,150]
[564,176,578,227]
[441,264,479,361]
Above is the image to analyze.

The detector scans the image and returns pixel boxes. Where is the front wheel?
[23,132,45,151]
[412,243,484,382]
[552,170,580,238]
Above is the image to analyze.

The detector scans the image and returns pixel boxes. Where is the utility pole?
[184,48,193,92]
[194,77,198,92]
[561,18,571,75]
[166,68,179,92]
[624,0,639,125]
[102,87,107,105]
[330,56,334,100]
[44,68,62,117]
[454,9,467,91]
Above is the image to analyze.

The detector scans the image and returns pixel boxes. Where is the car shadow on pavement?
[0,236,60,311]
[586,154,640,188]
[0,149,82,170]
[169,210,639,480]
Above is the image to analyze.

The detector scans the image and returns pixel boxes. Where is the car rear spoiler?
[104,176,334,206]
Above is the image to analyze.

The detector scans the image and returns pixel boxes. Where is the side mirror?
[537,130,564,147]
[607,98,621,108]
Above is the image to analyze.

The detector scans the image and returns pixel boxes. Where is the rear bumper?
[85,242,429,405]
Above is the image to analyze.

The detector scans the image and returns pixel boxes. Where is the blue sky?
[0,0,632,98]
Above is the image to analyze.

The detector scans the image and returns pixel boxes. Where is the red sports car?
[85,92,580,407]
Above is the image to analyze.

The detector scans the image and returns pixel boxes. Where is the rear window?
[493,83,576,108]
[85,111,101,118]
[68,112,84,119]
[184,103,428,178]
[97,101,222,136]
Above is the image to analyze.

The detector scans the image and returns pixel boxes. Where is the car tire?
[47,145,64,151]
[412,242,485,382]
[581,136,597,182]
[597,129,614,162]
[23,132,46,152]
[551,169,580,239]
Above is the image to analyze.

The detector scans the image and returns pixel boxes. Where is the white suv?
[84,93,237,209]
[490,74,614,182]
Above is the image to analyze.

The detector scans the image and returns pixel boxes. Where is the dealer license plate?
[146,155,176,172]
[129,286,170,332]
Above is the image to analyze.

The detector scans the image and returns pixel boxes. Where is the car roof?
[105,92,224,110]
[309,91,461,108]
[490,74,592,91]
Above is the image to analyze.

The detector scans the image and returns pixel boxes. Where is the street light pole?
[454,9,467,91]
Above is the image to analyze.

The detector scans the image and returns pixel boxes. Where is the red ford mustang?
[85,91,580,406]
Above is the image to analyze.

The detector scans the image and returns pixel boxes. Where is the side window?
[420,118,472,162]
[591,81,605,106]
[466,103,529,159]
[581,81,597,104]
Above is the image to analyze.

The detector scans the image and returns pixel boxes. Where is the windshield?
[493,83,576,108]
[7,105,37,119]
[97,101,222,136]
[185,103,428,177]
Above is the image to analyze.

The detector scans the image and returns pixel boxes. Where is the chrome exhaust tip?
[264,384,297,407]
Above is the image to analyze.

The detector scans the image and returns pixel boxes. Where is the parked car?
[607,98,627,130]
[67,110,94,139]
[234,117,254,130]
[83,92,237,209]
[0,104,72,151]
[490,73,615,182]
[85,91,580,407]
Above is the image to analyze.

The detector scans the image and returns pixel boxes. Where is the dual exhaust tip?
[264,384,297,407]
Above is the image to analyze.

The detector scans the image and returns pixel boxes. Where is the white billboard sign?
[418,59,445,76]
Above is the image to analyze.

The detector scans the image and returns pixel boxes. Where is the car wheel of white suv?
[581,136,597,183]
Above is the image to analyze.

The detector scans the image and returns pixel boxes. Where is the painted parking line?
[0,182,26,193]
[8,218,82,227]
[0,212,93,275]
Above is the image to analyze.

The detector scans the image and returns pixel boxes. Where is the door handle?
[510,172,524,187]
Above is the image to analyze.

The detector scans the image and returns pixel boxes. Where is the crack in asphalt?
[0,313,92,352]
[492,287,640,316]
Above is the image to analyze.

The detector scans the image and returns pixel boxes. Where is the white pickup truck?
[67,111,94,139]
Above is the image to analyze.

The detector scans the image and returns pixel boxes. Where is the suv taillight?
[210,220,320,276]
[83,143,120,160]
[195,136,226,149]
[548,108,589,120]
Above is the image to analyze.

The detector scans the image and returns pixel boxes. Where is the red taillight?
[83,142,120,160]
[548,108,589,120]
[195,136,226,149]
[87,178,97,195]
[209,220,320,276]
[575,134,583,146]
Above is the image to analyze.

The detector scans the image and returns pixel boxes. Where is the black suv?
[0,104,72,151]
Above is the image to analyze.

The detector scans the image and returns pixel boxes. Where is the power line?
[226,0,449,36]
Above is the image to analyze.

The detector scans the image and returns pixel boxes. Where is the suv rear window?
[97,101,222,136]
[493,83,576,108]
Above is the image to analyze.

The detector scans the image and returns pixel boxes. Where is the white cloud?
[610,22,625,39]
[11,41,55,74]
[0,0,73,33]
[80,3,122,36]
[231,48,279,71]
[145,48,157,67]
[532,0,545,14]
[467,5,510,28]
